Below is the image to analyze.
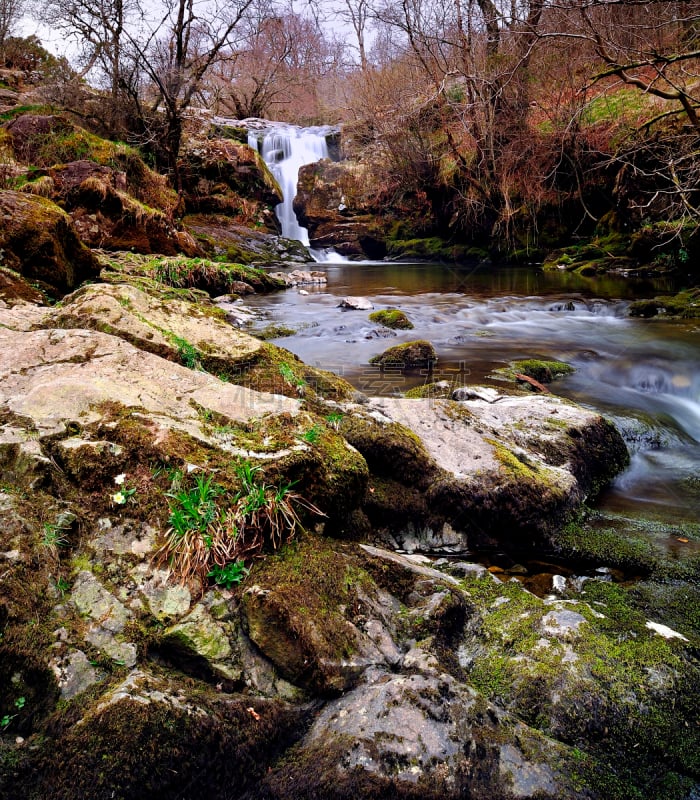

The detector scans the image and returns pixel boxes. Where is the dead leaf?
[247,707,261,721]
[677,537,689,543]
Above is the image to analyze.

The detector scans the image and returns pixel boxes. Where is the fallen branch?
[514,373,550,393]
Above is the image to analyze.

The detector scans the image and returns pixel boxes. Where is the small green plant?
[167,473,222,537]
[42,521,70,555]
[279,362,305,388]
[325,412,344,430]
[208,560,249,588]
[1,697,26,730]
[157,460,323,587]
[172,335,200,370]
[300,424,323,445]
[54,576,70,597]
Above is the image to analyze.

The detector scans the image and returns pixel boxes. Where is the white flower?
[114,473,126,485]
[112,491,126,505]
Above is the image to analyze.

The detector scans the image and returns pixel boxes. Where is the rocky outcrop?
[0,190,100,296]
[340,391,629,554]
[3,114,199,256]
[179,136,282,217]
[1,263,694,800]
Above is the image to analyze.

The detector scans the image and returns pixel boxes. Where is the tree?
[0,0,24,55]
[573,1,700,132]
[124,0,256,183]
[205,9,336,121]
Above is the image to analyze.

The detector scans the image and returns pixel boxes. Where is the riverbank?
[0,251,698,799]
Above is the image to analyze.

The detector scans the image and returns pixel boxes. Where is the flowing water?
[251,125,342,261]
[244,125,699,544]
[244,261,700,534]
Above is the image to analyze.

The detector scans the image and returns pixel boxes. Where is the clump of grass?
[157,463,323,588]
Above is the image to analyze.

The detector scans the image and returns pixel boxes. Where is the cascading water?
[251,125,343,262]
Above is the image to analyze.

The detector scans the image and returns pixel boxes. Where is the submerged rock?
[369,339,438,369]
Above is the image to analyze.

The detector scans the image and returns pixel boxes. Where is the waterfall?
[252,125,343,262]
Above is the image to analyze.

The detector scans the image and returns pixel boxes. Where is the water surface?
[244,262,699,531]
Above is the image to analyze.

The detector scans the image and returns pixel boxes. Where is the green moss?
[96,251,284,296]
[369,340,437,369]
[403,381,453,399]
[3,677,303,800]
[629,289,700,319]
[461,573,699,797]
[224,342,355,404]
[243,535,376,691]
[339,416,437,489]
[256,324,297,340]
[368,309,414,330]
[495,359,575,386]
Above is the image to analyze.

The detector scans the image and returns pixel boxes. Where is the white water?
[243,262,700,526]
[252,125,345,263]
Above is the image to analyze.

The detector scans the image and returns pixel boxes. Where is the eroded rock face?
[341,393,629,553]
[0,190,100,295]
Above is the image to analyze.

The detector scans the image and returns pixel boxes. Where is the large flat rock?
[0,326,297,438]
[49,282,264,371]
[346,392,628,552]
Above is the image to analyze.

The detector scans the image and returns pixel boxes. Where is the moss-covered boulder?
[339,393,628,555]
[369,339,437,369]
[628,288,700,319]
[96,250,285,296]
[49,281,267,375]
[494,358,576,389]
[368,308,414,330]
[179,137,282,218]
[3,114,201,257]
[0,190,99,296]
[1,669,304,800]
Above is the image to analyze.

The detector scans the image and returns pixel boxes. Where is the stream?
[243,261,700,543]
[244,123,699,576]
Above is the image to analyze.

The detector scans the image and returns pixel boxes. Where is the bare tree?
[0,0,24,55]
[204,9,335,120]
[42,0,139,97]
[123,0,256,184]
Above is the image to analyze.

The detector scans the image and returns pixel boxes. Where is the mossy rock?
[0,266,47,305]
[225,342,356,405]
[368,308,414,330]
[404,381,453,400]
[510,359,575,385]
[462,573,700,799]
[96,251,285,296]
[628,289,700,319]
[0,190,100,296]
[369,340,437,370]
[241,534,377,694]
[339,416,439,489]
[2,672,304,800]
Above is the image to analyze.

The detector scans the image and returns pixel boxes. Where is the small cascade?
[253,125,343,262]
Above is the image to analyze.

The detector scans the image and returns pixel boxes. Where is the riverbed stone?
[338,295,374,310]
[369,339,437,369]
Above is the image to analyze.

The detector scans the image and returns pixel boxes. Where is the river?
[243,261,700,539]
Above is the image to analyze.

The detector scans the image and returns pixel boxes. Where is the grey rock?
[338,296,374,310]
